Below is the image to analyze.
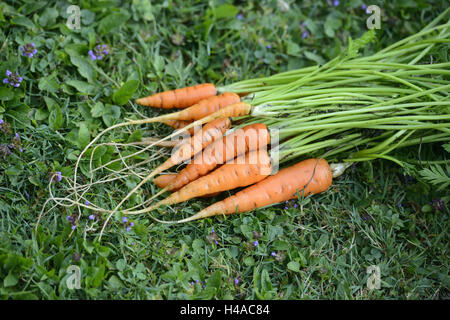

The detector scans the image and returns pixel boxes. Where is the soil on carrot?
[0,0,448,300]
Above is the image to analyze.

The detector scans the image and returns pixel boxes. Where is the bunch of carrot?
[40,10,449,237]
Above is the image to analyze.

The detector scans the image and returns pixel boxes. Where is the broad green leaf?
[38,7,59,27]
[132,0,154,21]
[91,101,105,118]
[324,15,342,38]
[34,109,48,121]
[66,80,96,95]
[212,4,238,19]
[102,104,121,127]
[4,272,18,287]
[0,87,14,101]
[98,12,130,34]
[81,9,96,25]
[43,96,58,112]
[48,105,63,130]
[113,80,139,105]
[108,275,123,289]
[70,55,96,83]
[78,122,90,148]
[38,75,59,93]
[287,261,300,272]
[304,51,326,65]
[286,41,301,56]
[127,130,142,143]
[11,16,35,29]
[65,44,89,57]
[116,259,127,271]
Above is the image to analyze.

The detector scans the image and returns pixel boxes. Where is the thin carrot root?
[70,101,253,241]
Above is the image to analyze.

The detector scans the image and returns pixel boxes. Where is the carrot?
[146,123,271,203]
[175,158,332,223]
[128,149,272,214]
[154,174,178,189]
[160,117,231,170]
[172,92,240,121]
[136,83,217,109]
[162,119,195,135]
[132,92,241,126]
[168,123,270,191]
[153,174,220,198]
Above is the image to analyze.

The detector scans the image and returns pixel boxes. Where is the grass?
[0,0,448,299]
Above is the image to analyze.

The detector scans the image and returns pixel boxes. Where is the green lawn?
[0,0,448,299]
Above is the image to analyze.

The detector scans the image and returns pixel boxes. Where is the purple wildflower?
[0,119,3,125]
[333,0,340,6]
[24,190,30,199]
[71,225,77,230]
[234,278,239,285]
[0,143,12,159]
[130,222,134,227]
[89,214,95,220]
[302,30,309,39]
[89,44,110,61]
[126,226,131,232]
[84,200,90,206]
[361,4,367,9]
[215,240,218,245]
[271,252,277,257]
[56,171,62,182]
[66,215,71,221]
[88,50,97,61]
[266,44,272,49]
[253,240,259,247]
[211,228,215,233]
[236,14,243,20]
[20,43,37,58]
[3,70,23,88]
[122,216,128,223]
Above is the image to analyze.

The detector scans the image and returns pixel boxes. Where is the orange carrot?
[173,92,240,121]
[153,118,231,177]
[168,123,270,191]
[136,83,217,109]
[131,93,241,126]
[154,174,178,189]
[145,123,270,204]
[153,173,220,197]
[129,149,272,214]
[176,158,332,223]
[162,119,195,135]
